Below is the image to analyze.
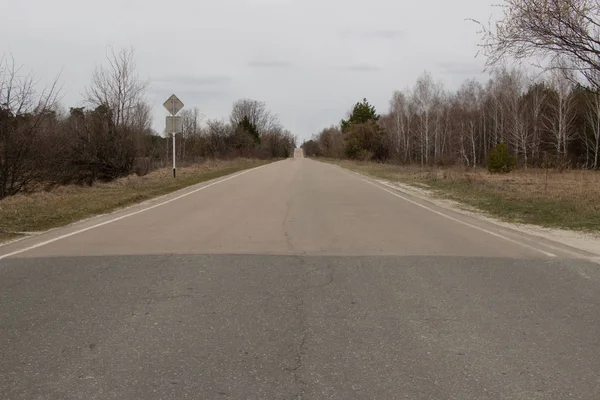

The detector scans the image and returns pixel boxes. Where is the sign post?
[163,95,184,178]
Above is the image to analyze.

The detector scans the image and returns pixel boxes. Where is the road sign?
[163,94,184,179]
[163,94,184,116]
[166,116,183,134]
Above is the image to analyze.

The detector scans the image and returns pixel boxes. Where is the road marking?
[576,269,591,279]
[588,257,600,266]
[351,173,557,258]
[0,164,271,260]
[372,178,600,259]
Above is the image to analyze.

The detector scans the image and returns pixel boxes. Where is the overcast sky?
[1,0,499,140]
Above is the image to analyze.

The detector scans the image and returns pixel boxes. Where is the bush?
[487,142,516,173]
[344,122,388,161]
[302,140,321,157]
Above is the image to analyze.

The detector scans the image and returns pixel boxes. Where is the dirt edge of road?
[332,162,600,257]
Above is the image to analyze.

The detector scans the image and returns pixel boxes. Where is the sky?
[0,0,500,141]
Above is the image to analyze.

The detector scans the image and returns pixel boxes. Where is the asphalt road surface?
[2,149,600,399]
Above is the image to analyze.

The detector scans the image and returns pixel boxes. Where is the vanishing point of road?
[2,149,600,399]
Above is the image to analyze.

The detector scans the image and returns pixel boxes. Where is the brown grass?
[0,159,270,241]
[330,160,600,231]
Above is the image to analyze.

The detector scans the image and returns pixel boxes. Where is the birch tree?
[388,90,412,162]
[86,47,149,129]
[584,89,600,168]
[413,72,437,165]
[547,69,577,160]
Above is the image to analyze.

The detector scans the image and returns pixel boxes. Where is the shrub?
[344,122,388,161]
[487,142,516,173]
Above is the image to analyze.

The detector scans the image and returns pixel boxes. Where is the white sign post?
[163,94,184,178]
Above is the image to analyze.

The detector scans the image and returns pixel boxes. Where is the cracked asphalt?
[2,151,600,399]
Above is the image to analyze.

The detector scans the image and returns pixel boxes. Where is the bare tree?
[205,119,231,158]
[86,47,149,129]
[433,89,449,160]
[526,80,548,162]
[182,107,203,138]
[388,91,411,162]
[501,68,528,164]
[584,88,600,168]
[230,99,280,138]
[476,0,600,88]
[316,126,345,158]
[457,79,484,166]
[413,72,439,165]
[130,101,152,134]
[0,55,60,198]
[547,68,577,160]
[181,107,204,161]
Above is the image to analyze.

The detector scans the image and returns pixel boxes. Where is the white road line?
[588,257,600,266]
[576,269,591,279]
[0,164,271,260]
[351,173,557,258]
[373,178,597,258]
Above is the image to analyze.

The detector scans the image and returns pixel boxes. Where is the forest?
[303,67,600,170]
[0,49,296,199]
[304,0,600,172]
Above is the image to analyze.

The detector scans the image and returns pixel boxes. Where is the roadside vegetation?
[0,47,296,242]
[331,160,600,232]
[0,48,295,200]
[0,159,269,242]
[303,0,600,232]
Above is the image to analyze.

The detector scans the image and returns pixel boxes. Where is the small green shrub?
[487,142,516,173]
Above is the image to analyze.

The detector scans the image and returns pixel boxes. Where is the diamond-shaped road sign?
[163,94,184,116]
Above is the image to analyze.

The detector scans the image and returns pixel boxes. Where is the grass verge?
[328,159,600,232]
[0,159,270,242]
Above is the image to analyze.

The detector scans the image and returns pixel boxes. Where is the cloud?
[340,29,405,40]
[149,74,233,101]
[436,62,485,77]
[152,74,232,88]
[173,89,230,99]
[247,60,293,68]
[338,63,381,72]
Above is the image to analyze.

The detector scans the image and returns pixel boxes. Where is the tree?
[261,128,296,158]
[487,142,516,173]
[546,69,577,160]
[79,46,150,181]
[413,72,439,165]
[230,99,280,141]
[476,0,600,89]
[317,126,345,158]
[387,90,412,163]
[237,115,260,144]
[204,119,231,158]
[0,56,60,198]
[456,79,484,166]
[302,139,320,157]
[500,68,528,165]
[181,107,204,161]
[86,47,149,129]
[523,81,549,164]
[583,87,600,168]
[344,121,389,161]
[341,98,379,133]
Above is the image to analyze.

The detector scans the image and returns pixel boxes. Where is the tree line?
[304,0,600,171]
[304,68,600,169]
[0,48,296,199]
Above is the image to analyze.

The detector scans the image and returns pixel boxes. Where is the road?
[2,150,600,399]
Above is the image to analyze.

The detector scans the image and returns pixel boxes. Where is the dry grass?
[0,159,270,241]
[331,160,600,232]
